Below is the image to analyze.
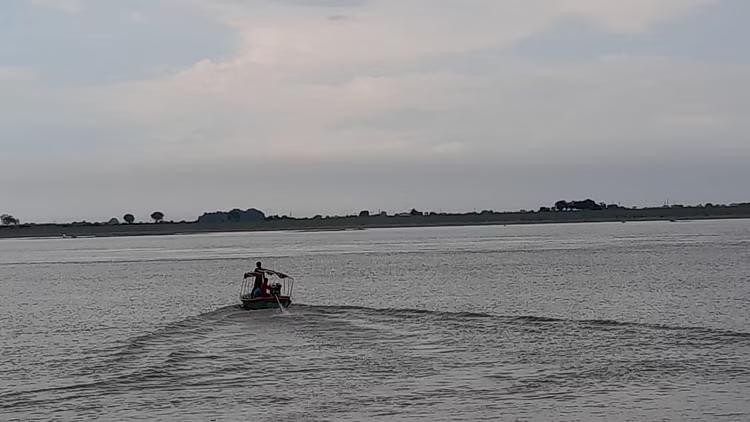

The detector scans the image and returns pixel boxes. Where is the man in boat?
[244,262,290,298]
[245,261,267,298]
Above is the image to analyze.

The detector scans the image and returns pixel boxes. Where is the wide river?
[2,220,749,421]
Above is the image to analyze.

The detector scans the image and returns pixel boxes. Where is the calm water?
[2,220,750,421]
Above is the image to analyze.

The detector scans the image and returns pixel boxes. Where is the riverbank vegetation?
[2,200,749,239]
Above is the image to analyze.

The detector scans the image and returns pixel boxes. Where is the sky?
[1,0,749,222]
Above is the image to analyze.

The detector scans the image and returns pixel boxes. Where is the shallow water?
[2,220,750,421]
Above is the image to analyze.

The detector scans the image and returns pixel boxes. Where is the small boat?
[239,269,294,310]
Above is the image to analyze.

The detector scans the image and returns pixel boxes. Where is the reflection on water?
[2,220,750,420]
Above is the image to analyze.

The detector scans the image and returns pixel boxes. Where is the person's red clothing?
[260,277,270,297]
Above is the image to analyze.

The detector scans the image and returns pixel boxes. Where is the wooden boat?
[239,269,294,310]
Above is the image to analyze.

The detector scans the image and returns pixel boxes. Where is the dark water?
[2,221,750,421]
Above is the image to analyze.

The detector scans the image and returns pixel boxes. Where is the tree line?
[4,201,750,227]
[0,212,167,226]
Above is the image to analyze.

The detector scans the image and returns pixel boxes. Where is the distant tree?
[1,214,19,225]
[197,208,265,224]
[227,209,242,222]
[108,217,120,225]
[123,214,135,224]
[555,200,568,211]
[409,208,423,216]
[570,199,602,211]
[358,210,370,217]
[538,207,551,213]
[150,211,165,223]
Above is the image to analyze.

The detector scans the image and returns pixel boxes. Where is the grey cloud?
[2,0,748,222]
[273,0,367,7]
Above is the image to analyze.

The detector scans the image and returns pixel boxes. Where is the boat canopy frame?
[239,270,294,300]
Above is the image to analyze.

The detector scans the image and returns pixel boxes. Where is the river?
[2,220,749,420]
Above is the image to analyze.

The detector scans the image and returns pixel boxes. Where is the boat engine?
[269,283,282,296]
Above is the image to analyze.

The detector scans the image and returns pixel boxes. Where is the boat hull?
[241,296,292,310]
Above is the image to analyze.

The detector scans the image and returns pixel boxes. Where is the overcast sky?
[2,0,749,222]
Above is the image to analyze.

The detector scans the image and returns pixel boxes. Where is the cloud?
[29,0,84,14]
[0,66,37,82]
[173,0,714,75]
[16,50,746,172]
[6,0,747,167]
[3,0,748,221]
[123,10,148,24]
[72,0,721,157]
[559,0,717,33]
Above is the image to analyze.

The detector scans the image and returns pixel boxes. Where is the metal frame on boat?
[239,270,294,310]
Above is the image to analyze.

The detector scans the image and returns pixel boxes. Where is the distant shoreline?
[2,207,750,239]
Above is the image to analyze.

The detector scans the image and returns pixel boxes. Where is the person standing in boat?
[244,261,287,298]
[247,261,267,298]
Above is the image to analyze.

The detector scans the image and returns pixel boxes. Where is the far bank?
[2,205,750,239]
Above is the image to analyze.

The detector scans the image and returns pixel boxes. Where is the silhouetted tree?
[555,200,568,211]
[1,214,19,225]
[123,214,135,224]
[409,208,423,216]
[150,211,165,223]
[227,209,242,222]
[570,199,602,211]
[358,210,370,217]
[108,217,120,225]
[198,208,265,224]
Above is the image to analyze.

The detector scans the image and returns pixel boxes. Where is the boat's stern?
[241,296,292,310]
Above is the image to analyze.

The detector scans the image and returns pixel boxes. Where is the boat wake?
[284,303,750,338]
[4,303,750,420]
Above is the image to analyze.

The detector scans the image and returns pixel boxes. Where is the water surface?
[2,220,749,420]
